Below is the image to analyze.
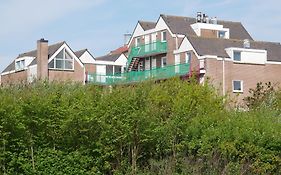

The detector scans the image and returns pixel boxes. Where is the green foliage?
[244,82,275,109]
[0,79,281,174]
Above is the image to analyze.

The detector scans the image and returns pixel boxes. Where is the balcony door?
[175,54,180,74]
[145,57,150,70]
[96,65,106,83]
[151,33,157,51]
[145,35,150,52]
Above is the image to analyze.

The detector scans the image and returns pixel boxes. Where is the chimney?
[197,12,202,23]
[37,38,49,80]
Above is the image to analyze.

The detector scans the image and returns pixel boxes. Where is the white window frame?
[135,37,141,47]
[161,31,167,42]
[15,60,25,71]
[161,57,167,67]
[49,48,74,71]
[233,51,242,62]
[232,80,243,93]
[186,52,191,64]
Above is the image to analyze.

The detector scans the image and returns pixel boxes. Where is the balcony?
[127,41,167,71]
[87,63,190,85]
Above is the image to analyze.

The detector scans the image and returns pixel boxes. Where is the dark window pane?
[115,66,122,74]
[56,59,64,69]
[162,31,167,41]
[65,50,72,60]
[233,81,241,91]
[65,60,73,69]
[49,59,54,68]
[106,65,113,75]
[234,51,241,61]
[56,50,64,59]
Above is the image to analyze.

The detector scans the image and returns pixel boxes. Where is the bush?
[1,79,281,174]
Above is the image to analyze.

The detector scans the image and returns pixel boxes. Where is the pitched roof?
[75,49,87,58]
[95,53,122,62]
[187,36,281,62]
[110,46,128,55]
[2,62,15,73]
[160,14,253,40]
[2,41,65,73]
[139,21,156,31]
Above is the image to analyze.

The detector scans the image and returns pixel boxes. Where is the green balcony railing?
[126,41,167,69]
[87,63,190,85]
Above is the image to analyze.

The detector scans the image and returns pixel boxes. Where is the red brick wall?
[1,70,28,84]
[205,58,281,104]
[201,29,218,38]
[48,59,84,83]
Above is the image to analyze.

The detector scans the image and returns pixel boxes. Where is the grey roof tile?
[187,36,281,62]
[2,41,65,73]
[160,14,253,40]
[139,21,156,31]
[95,53,121,62]
[75,49,87,58]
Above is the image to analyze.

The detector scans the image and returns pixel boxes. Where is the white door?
[145,35,150,52]
[151,33,157,51]
[96,65,106,83]
[175,54,180,73]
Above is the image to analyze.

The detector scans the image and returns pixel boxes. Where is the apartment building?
[119,13,281,101]
[1,39,96,84]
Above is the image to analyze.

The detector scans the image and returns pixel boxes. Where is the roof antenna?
[124,32,131,46]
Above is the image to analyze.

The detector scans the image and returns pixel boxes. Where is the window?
[161,31,167,42]
[15,60,25,71]
[233,51,241,62]
[186,52,191,64]
[114,66,122,74]
[106,65,114,75]
[161,57,167,67]
[218,31,226,38]
[135,37,141,47]
[49,48,74,70]
[233,80,243,93]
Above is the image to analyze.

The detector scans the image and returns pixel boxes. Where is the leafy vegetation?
[0,79,281,174]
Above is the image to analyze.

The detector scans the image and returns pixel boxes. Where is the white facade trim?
[173,37,201,59]
[48,43,84,68]
[1,70,16,76]
[266,61,281,65]
[79,50,96,64]
[128,16,181,47]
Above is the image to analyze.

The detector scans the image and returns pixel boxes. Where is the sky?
[0,0,281,72]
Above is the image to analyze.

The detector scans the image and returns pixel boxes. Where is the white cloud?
[0,0,106,39]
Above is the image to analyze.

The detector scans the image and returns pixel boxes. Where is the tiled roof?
[75,49,87,58]
[2,41,65,73]
[139,21,156,31]
[95,53,122,62]
[110,46,128,54]
[187,36,281,62]
[160,14,253,40]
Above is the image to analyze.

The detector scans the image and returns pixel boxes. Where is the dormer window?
[49,48,74,70]
[233,51,241,62]
[15,60,25,71]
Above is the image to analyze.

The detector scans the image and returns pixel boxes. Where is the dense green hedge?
[0,79,281,174]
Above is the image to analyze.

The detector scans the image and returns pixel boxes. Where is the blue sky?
[0,0,280,71]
